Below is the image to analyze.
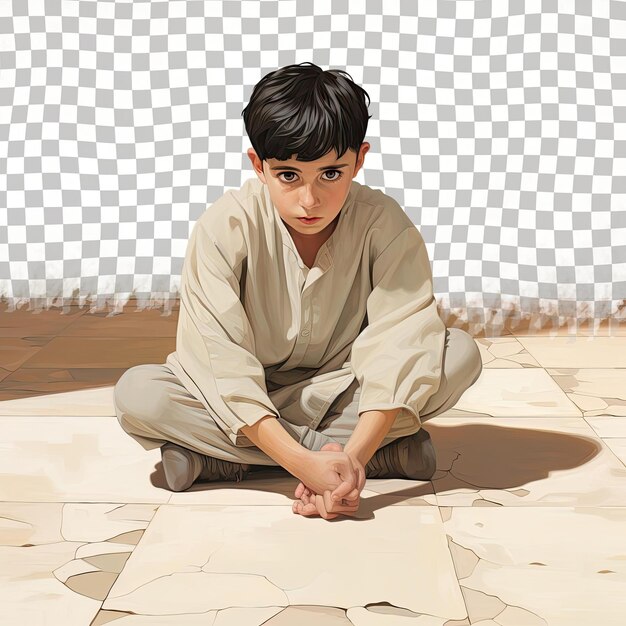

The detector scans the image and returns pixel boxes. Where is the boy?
[114,62,483,519]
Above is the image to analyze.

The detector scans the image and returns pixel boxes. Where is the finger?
[355,464,366,491]
[332,489,361,511]
[296,497,322,518]
[324,489,341,512]
[293,499,319,517]
[299,483,315,499]
[349,463,365,493]
[334,460,357,486]
[323,490,359,514]
[326,482,351,500]
[315,494,339,520]
[294,482,306,499]
[342,488,360,501]
[325,498,358,517]
[341,495,360,507]
[330,478,357,503]
[301,502,320,516]
[300,490,358,517]
[341,498,360,511]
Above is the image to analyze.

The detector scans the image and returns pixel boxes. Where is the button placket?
[290,250,332,367]
[300,293,311,338]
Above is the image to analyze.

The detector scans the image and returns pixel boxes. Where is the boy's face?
[247,143,370,240]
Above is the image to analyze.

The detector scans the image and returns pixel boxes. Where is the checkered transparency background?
[1,0,625,335]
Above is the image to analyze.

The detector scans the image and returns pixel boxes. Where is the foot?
[161,442,251,491]
[364,428,437,480]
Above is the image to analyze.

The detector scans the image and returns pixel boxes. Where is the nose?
[299,184,319,209]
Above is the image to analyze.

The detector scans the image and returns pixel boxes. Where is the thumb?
[330,458,357,500]
[330,464,356,500]
[346,487,360,500]
[330,478,354,502]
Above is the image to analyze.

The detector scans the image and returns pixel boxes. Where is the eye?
[323,170,343,181]
[278,171,297,183]
[277,170,344,183]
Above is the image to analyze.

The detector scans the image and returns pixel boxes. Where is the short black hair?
[241,61,372,164]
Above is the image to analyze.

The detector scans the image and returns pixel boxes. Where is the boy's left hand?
[292,442,366,519]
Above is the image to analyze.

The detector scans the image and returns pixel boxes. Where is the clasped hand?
[292,442,366,519]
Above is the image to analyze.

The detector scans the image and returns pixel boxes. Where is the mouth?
[298,217,321,224]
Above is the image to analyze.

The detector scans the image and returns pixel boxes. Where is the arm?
[340,224,445,482]
[349,225,446,452]
[343,407,400,467]
[175,215,285,447]
[239,415,310,477]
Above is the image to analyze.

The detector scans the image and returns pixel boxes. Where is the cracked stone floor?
[1,303,626,624]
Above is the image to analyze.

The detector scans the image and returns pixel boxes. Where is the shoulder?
[190,179,264,268]
[197,177,263,236]
[348,182,417,254]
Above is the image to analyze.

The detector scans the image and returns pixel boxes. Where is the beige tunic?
[165,177,446,447]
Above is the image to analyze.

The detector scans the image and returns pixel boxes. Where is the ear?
[353,142,370,177]
[247,148,267,184]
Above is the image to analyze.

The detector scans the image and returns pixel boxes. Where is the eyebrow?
[270,163,350,172]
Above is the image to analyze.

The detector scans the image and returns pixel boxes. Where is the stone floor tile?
[601,439,626,469]
[347,605,470,624]
[0,384,117,414]
[0,502,157,626]
[475,336,541,369]
[93,604,423,625]
[435,369,582,418]
[515,336,626,368]
[442,506,626,625]
[547,368,626,416]
[95,604,436,625]
[262,605,353,624]
[425,417,626,507]
[584,416,626,438]
[101,504,467,621]
[0,416,171,503]
[91,606,283,624]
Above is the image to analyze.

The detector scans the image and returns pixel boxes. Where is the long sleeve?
[349,225,446,425]
[175,215,280,446]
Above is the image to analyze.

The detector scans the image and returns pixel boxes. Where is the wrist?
[277,439,313,478]
[290,447,318,487]
[343,408,401,467]
[239,415,310,477]
[344,444,368,468]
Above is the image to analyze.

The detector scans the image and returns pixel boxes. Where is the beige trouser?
[114,327,482,466]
